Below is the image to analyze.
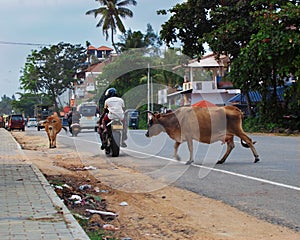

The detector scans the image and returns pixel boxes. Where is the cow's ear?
[156,113,161,119]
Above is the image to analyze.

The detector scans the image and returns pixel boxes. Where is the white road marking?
[123,148,300,192]
[59,135,300,192]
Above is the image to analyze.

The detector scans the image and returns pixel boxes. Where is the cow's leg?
[174,142,181,161]
[217,137,235,164]
[50,138,54,148]
[52,135,57,148]
[49,131,56,148]
[47,133,52,148]
[185,138,194,165]
[238,132,259,163]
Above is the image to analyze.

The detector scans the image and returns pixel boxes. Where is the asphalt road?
[27,128,300,231]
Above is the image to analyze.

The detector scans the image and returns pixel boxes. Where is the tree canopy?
[116,24,162,52]
[0,95,15,115]
[159,0,300,123]
[19,42,87,112]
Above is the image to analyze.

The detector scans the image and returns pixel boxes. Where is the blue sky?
[0,0,184,98]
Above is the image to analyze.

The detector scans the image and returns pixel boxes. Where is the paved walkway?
[0,128,90,240]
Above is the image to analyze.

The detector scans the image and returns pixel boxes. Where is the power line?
[0,40,50,46]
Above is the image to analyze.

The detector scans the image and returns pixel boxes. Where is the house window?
[195,82,202,90]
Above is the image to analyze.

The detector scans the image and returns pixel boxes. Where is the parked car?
[7,114,25,131]
[27,117,37,127]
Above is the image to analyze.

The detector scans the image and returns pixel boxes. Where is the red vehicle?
[7,114,25,131]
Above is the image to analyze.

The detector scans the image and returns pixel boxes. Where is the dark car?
[7,114,25,131]
[128,110,139,129]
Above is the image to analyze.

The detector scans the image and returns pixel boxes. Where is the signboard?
[158,89,167,104]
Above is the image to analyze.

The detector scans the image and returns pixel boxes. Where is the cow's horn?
[142,110,154,116]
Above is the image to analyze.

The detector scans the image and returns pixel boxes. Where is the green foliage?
[242,117,271,132]
[159,0,215,58]
[95,48,185,108]
[19,42,87,112]
[11,93,52,117]
[74,215,116,240]
[116,24,162,52]
[160,0,300,126]
[0,95,15,115]
[243,113,300,133]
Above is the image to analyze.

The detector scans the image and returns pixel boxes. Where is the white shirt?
[104,97,125,120]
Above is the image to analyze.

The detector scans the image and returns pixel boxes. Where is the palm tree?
[86,0,137,53]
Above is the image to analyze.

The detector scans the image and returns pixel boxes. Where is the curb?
[6,129,90,240]
[30,164,90,240]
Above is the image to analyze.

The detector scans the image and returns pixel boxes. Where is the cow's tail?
[62,126,68,134]
[241,139,256,148]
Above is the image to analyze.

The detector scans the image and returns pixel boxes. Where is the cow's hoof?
[216,160,224,164]
[185,160,193,165]
[254,158,260,163]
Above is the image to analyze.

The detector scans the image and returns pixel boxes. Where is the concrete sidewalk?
[0,128,90,240]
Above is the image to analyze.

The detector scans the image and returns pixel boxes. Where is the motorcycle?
[70,122,81,137]
[103,119,123,157]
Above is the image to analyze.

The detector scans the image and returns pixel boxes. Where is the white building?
[165,54,240,108]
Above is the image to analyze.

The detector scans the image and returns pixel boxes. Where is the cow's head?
[145,111,165,138]
[44,115,61,131]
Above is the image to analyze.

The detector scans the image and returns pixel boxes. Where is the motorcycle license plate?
[111,125,123,130]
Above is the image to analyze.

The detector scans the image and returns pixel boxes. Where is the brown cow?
[44,114,66,148]
[145,106,259,165]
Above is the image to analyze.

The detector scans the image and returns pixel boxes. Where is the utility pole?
[147,63,150,112]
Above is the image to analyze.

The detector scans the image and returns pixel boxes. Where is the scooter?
[103,119,123,157]
[70,122,81,137]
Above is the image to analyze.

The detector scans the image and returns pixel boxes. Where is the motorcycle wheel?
[111,131,121,157]
[72,127,80,137]
[72,131,78,137]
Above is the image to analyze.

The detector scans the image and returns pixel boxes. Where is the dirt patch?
[11,131,300,240]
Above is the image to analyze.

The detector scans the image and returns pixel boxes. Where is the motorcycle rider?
[98,87,127,149]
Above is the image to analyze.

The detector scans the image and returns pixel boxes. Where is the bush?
[242,116,299,134]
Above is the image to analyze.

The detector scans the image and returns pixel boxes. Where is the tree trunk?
[51,90,59,114]
[111,28,118,54]
[244,90,253,117]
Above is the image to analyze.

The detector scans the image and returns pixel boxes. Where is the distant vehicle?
[126,109,139,129]
[77,102,98,132]
[7,114,25,131]
[27,117,37,127]
[129,110,139,129]
[34,104,54,131]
